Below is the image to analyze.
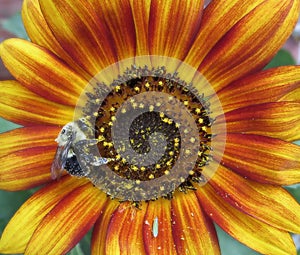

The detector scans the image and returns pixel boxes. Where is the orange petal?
[215,133,300,185]
[0,176,87,254]
[149,0,203,59]
[129,0,151,56]
[213,66,300,112]
[39,0,117,76]
[0,80,73,126]
[196,184,297,255]
[185,0,267,68]
[143,199,177,254]
[198,0,299,90]
[21,0,91,80]
[91,199,120,255]
[0,126,59,157]
[25,183,106,255]
[171,191,220,254]
[0,126,61,191]
[104,202,147,255]
[93,0,136,61]
[0,39,86,106]
[210,163,300,233]
[216,102,300,141]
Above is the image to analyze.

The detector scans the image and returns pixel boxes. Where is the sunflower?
[1,0,300,254]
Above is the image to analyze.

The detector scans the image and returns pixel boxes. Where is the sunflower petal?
[21,0,91,80]
[0,80,73,126]
[149,0,203,59]
[185,0,266,68]
[39,0,117,76]
[0,126,60,190]
[0,39,86,106]
[171,191,220,254]
[128,0,151,56]
[143,199,177,255]
[196,184,297,255]
[210,163,300,233]
[215,133,300,185]
[91,200,120,255]
[0,176,87,254]
[214,66,300,112]
[216,102,300,141]
[25,183,106,255]
[198,0,299,90]
[104,202,147,255]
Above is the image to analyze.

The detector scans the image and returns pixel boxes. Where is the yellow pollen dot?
[110,107,116,112]
[166,160,173,166]
[174,138,180,143]
[136,180,141,184]
[114,165,119,171]
[149,174,155,179]
[100,127,105,133]
[175,143,179,147]
[132,102,138,109]
[195,108,201,114]
[116,154,121,160]
[155,164,161,169]
[184,129,189,134]
[169,151,174,156]
[131,165,139,171]
[93,112,98,117]
[149,105,154,112]
[98,135,105,141]
[185,149,191,155]
[134,87,140,92]
[141,166,146,171]
[189,170,195,175]
[121,108,126,114]
[163,118,169,123]
[108,121,113,126]
[164,170,170,175]
[183,100,189,106]
[198,151,202,156]
[122,158,127,163]
[145,82,150,88]
[168,119,173,125]
[158,81,163,86]
[139,103,144,108]
[160,186,165,191]
[190,137,196,143]
[111,116,116,122]
[156,102,161,107]
[175,123,180,128]
[115,85,121,92]
[159,112,164,118]
[168,96,174,101]
[180,177,185,183]
[201,126,207,132]
[198,118,204,124]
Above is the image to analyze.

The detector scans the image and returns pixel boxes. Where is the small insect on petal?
[152,216,159,238]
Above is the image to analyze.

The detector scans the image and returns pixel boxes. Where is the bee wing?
[51,139,73,180]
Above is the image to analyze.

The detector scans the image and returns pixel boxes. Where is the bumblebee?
[51,118,112,179]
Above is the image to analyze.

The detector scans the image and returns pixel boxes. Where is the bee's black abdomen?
[65,155,85,177]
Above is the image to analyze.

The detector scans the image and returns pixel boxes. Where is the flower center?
[77,65,214,202]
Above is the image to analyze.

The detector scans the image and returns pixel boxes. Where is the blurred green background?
[0,3,300,255]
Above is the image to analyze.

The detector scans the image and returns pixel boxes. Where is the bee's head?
[55,122,74,146]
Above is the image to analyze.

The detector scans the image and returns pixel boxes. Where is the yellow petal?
[199,0,299,90]
[213,66,300,112]
[210,163,300,233]
[196,184,297,255]
[148,0,204,59]
[0,39,86,106]
[104,202,147,255]
[171,191,220,254]
[38,0,117,76]
[215,134,300,185]
[0,176,87,254]
[25,183,106,255]
[0,80,73,126]
[21,0,91,80]
[216,102,300,141]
